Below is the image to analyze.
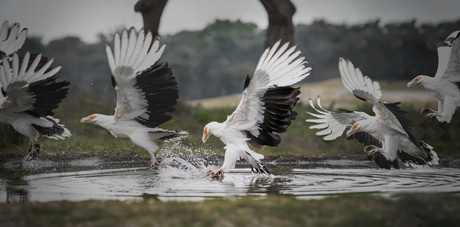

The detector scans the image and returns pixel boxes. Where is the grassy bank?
[1,193,459,226]
[1,79,459,159]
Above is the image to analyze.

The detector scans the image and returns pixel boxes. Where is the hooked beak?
[80,117,91,123]
[346,124,358,138]
[407,77,420,88]
[202,131,210,144]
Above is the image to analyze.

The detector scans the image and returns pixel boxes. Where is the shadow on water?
[1,154,460,203]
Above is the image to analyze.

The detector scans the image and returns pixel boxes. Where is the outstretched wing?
[435,30,460,81]
[227,41,311,147]
[107,27,177,128]
[338,57,381,105]
[306,96,371,141]
[440,30,460,82]
[0,20,28,58]
[0,53,66,114]
[338,58,408,136]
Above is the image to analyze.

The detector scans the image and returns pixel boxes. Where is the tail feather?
[397,141,438,167]
[244,151,271,175]
[31,116,71,140]
[149,129,188,141]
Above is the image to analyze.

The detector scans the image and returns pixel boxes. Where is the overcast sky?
[1,0,459,44]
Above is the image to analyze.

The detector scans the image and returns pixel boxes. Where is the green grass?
[1,193,459,227]
[1,86,460,159]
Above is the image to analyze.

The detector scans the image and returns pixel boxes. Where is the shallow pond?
[1,156,459,202]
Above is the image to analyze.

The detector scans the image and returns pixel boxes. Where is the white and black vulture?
[0,21,71,159]
[407,30,460,123]
[81,27,183,167]
[202,41,311,177]
[306,58,438,169]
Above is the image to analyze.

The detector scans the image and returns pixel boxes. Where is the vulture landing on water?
[307,58,439,169]
[81,27,185,168]
[202,41,311,178]
[0,21,71,160]
[408,30,460,123]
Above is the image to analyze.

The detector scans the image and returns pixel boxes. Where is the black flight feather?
[21,54,70,118]
[26,75,70,117]
[134,62,179,128]
[246,86,300,148]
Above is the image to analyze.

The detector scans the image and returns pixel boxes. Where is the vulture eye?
[1,87,6,96]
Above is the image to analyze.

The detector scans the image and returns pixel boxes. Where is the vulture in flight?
[0,20,71,160]
[81,27,183,167]
[306,58,438,169]
[407,30,460,123]
[202,41,311,177]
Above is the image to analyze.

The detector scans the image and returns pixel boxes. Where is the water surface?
[1,157,459,202]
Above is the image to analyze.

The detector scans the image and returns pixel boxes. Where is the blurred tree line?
[17,19,460,100]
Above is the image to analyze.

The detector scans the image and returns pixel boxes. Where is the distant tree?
[260,0,296,48]
[134,0,168,37]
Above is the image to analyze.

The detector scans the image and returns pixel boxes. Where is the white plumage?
[407,30,460,123]
[202,41,311,177]
[307,58,439,169]
[0,21,27,58]
[81,27,182,167]
[0,21,71,159]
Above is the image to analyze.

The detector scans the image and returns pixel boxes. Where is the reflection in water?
[0,169,29,203]
[0,156,459,202]
[1,160,460,202]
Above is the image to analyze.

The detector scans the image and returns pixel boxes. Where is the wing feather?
[107,28,176,127]
[132,32,154,71]
[105,45,116,74]
[11,53,18,79]
[339,58,408,137]
[124,28,141,65]
[119,30,129,66]
[442,30,460,81]
[436,30,460,80]
[338,58,381,104]
[0,61,6,86]
[306,96,371,141]
[17,52,29,80]
[227,41,309,148]
[2,56,12,84]
[1,52,68,114]
[0,21,28,56]
[113,33,121,68]
[0,21,7,41]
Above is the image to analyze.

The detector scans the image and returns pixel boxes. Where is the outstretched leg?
[130,131,165,168]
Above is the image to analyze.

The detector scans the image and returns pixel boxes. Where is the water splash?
[157,155,211,178]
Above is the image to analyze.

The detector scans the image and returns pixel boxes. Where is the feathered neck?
[207,121,225,138]
[418,75,438,90]
[357,118,379,134]
[92,114,115,129]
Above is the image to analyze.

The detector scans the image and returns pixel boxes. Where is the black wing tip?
[247,85,300,148]
[133,62,179,128]
[243,74,251,90]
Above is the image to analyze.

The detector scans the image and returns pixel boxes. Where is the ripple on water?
[1,158,460,202]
